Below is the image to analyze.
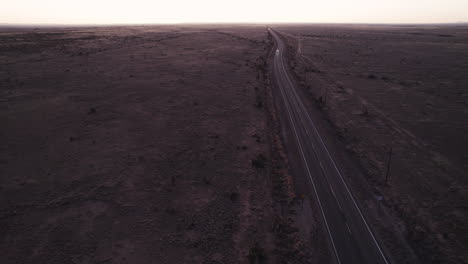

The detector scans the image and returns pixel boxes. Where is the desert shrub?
[361,105,369,116]
[230,192,239,202]
[203,176,210,185]
[315,95,326,108]
[256,95,263,108]
[251,154,267,168]
[87,107,96,115]
[165,207,176,215]
[248,242,267,264]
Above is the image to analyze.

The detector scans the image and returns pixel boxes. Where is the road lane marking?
[276,33,389,263]
[287,77,390,264]
[319,161,344,212]
[273,44,342,264]
[346,222,353,235]
[329,183,343,212]
[271,29,389,264]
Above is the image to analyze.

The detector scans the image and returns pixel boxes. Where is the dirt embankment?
[0,25,320,264]
[278,25,468,264]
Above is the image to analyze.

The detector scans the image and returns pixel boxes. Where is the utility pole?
[298,34,302,55]
[385,147,393,185]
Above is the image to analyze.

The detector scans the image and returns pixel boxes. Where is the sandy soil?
[0,25,325,264]
[277,24,468,264]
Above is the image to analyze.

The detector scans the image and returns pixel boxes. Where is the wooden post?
[298,35,302,55]
[385,147,393,185]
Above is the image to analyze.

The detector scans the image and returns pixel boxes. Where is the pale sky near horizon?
[1,0,467,24]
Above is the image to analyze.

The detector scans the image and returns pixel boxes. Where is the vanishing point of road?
[269,28,390,264]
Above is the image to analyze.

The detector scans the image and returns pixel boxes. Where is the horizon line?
[1,21,468,28]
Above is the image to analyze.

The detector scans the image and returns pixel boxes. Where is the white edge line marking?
[273,45,342,264]
[274,30,390,264]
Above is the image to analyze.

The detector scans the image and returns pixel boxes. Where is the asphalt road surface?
[269,28,390,264]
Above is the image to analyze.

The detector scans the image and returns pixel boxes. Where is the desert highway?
[269,29,390,264]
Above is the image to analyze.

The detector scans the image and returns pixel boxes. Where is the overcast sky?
[1,0,468,24]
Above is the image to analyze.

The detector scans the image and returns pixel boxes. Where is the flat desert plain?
[0,26,327,264]
[1,24,467,264]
